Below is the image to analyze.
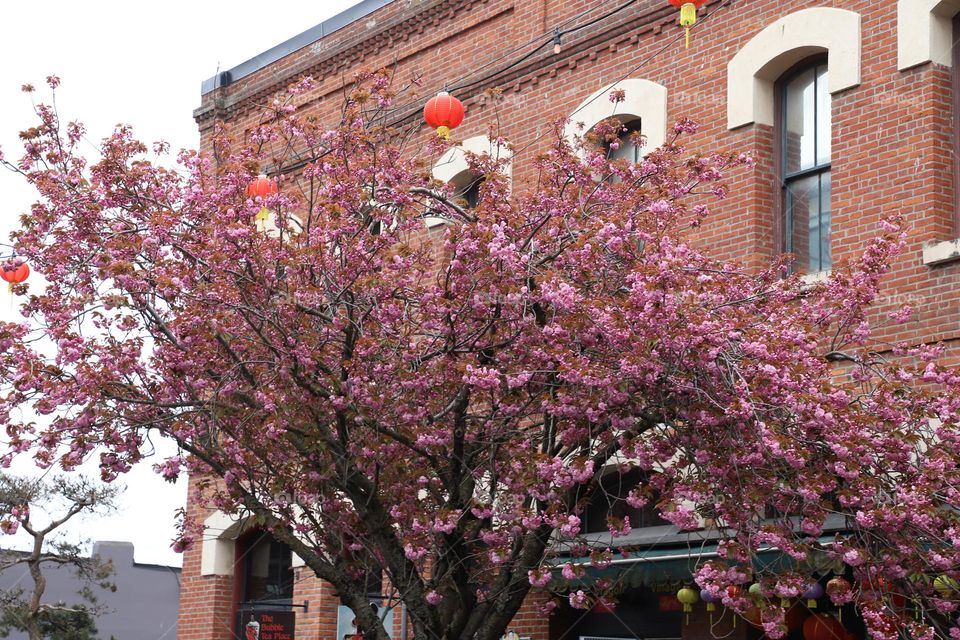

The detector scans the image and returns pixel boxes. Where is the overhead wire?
[271,0,729,176]
[446,2,612,93]
[371,0,648,129]
[449,0,641,94]
[460,0,733,160]
[269,0,657,175]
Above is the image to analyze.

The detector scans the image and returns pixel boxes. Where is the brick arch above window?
[726,7,861,129]
[563,78,667,152]
[898,0,960,70]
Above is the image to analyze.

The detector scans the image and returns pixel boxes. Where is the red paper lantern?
[803,613,846,640]
[246,175,278,199]
[1,262,29,291]
[744,605,762,628]
[785,602,809,632]
[423,92,464,140]
[870,577,907,610]
[826,576,852,596]
[246,175,278,224]
[667,0,708,47]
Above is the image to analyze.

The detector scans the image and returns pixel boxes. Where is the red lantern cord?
[1,262,29,293]
[423,92,465,140]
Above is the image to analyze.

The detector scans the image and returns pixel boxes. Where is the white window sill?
[922,238,960,266]
[800,270,831,286]
[424,216,449,228]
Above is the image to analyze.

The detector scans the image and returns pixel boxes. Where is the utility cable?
[506,0,732,159]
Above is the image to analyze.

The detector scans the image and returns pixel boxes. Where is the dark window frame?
[775,54,832,274]
[236,529,294,607]
[581,468,670,534]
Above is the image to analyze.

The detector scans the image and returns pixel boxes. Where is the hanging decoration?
[246,174,278,223]
[826,577,852,621]
[803,582,824,609]
[1,261,29,293]
[826,576,851,597]
[667,0,707,48]
[676,587,699,624]
[743,605,762,628]
[700,588,719,612]
[802,613,845,640]
[935,575,958,596]
[784,603,809,633]
[867,577,906,610]
[423,91,465,140]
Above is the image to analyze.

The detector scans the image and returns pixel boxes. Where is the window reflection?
[782,61,831,274]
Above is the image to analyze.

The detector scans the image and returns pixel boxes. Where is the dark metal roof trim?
[200,0,394,95]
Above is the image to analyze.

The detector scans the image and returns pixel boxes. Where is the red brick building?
[179,0,960,638]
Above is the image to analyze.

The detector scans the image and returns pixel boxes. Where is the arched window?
[431,136,510,226]
[564,79,667,155]
[780,59,832,273]
[605,118,644,164]
[449,171,484,210]
[726,7,860,129]
[582,469,669,534]
[899,0,960,263]
[897,0,960,71]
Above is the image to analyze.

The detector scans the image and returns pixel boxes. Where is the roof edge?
[200,0,393,95]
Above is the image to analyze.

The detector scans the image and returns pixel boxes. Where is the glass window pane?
[607,118,643,164]
[461,178,482,208]
[819,170,832,272]
[784,67,817,174]
[244,534,293,602]
[815,66,831,166]
[786,173,832,274]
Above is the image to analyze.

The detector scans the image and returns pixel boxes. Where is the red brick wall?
[178,476,237,639]
[180,1,960,638]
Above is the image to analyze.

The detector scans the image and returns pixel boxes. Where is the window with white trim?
[780,59,832,274]
[564,79,667,154]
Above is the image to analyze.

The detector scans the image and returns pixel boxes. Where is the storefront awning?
[552,536,835,590]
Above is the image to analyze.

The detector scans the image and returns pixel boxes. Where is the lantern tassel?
[807,599,817,609]
[679,2,696,49]
[436,126,451,140]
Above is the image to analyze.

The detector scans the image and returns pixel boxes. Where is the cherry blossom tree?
[1,73,960,640]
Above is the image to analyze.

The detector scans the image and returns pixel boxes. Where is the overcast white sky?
[0,0,362,567]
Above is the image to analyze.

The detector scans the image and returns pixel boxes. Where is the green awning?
[551,537,834,590]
